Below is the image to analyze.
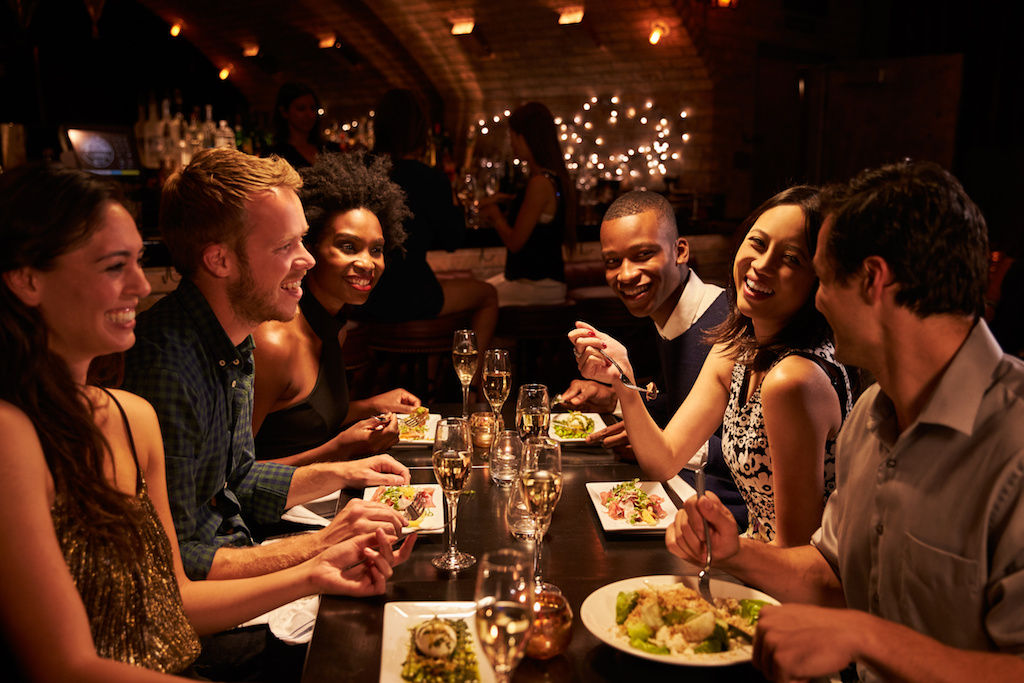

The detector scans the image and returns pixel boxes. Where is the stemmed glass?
[515,383,550,440]
[519,436,562,592]
[482,349,512,431]
[452,329,478,418]
[431,417,476,571]
[474,549,535,683]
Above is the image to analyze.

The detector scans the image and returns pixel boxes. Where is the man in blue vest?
[560,190,746,526]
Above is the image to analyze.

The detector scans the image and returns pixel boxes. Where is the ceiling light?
[169,23,182,37]
[218,66,231,80]
[649,21,668,45]
[558,6,584,24]
[451,19,475,35]
[242,44,259,57]
[318,34,336,49]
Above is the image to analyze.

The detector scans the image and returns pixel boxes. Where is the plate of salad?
[395,410,442,446]
[381,601,494,683]
[586,479,677,532]
[363,484,443,534]
[549,411,606,443]
[580,575,778,666]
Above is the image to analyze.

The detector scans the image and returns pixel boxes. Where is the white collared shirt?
[655,270,725,342]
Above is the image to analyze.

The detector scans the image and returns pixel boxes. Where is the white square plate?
[586,481,678,532]
[395,412,442,446]
[381,601,495,683]
[363,484,444,534]
[548,412,607,443]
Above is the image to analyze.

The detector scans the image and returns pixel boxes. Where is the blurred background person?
[265,82,340,169]
[354,88,497,354]
[480,101,577,306]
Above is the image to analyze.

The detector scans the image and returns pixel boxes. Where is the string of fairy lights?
[466,95,692,190]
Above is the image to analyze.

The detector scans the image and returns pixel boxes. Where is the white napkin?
[239,595,321,645]
[665,474,697,504]
[280,489,341,527]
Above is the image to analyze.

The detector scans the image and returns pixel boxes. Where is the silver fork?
[596,348,659,400]
[401,409,429,428]
[695,455,714,603]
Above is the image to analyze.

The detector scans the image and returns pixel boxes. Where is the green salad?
[616,584,767,657]
[551,411,595,439]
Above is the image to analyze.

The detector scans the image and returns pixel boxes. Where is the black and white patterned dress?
[721,340,852,542]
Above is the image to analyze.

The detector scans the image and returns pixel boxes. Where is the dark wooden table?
[301,424,769,682]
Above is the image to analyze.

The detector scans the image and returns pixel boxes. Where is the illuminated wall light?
[451,19,475,35]
[242,44,260,57]
[590,96,598,103]
[682,133,691,142]
[564,153,572,160]
[481,126,489,134]
[645,100,654,109]
[597,163,605,170]
[640,116,647,124]
[558,6,585,24]
[342,123,351,131]
[583,103,591,111]
[649,21,668,45]
[560,123,568,131]
[610,110,618,118]
[659,118,668,126]
[584,122,593,130]
[595,137,604,145]
[504,109,511,117]
[611,96,620,104]
[680,110,688,118]
[493,115,500,123]
[672,152,680,160]
[561,133,568,141]
[608,116,617,124]
[573,114,582,124]
[318,108,326,116]
[628,148,635,155]
[318,34,336,49]
[554,117,563,125]
[218,66,231,80]
[170,23,182,37]
[626,107,636,118]
[478,119,486,126]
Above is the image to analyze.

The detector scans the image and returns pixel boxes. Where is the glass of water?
[489,430,522,487]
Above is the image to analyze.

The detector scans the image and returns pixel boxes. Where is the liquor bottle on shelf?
[201,105,217,149]
[214,121,236,149]
[142,96,163,170]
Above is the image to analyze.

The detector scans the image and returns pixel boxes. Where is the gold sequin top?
[50,392,201,673]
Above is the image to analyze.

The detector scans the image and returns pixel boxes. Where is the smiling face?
[601,210,688,327]
[227,187,315,325]
[733,204,818,339]
[306,207,386,313]
[31,202,151,370]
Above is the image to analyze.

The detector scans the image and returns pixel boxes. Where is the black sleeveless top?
[254,293,351,460]
[504,170,566,282]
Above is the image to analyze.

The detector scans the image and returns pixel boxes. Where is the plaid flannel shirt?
[122,279,295,579]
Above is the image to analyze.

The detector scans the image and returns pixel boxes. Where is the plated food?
[585,481,678,532]
[401,616,481,682]
[382,602,494,683]
[548,412,606,443]
[396,411,442,446]
[363,485,443,534]
[580,575,779,666]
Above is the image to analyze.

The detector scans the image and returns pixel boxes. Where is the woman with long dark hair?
[0,165,410,681]
[570,186,852,546]
[480,101,577,306]
[266,82,339,169]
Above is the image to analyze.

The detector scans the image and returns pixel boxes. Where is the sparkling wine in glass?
[520,436,562,592]
[431,417,475,571]
[452,329,478,418]
[474,549,535,683]
[482,349,511,430]
[515,383,550,440]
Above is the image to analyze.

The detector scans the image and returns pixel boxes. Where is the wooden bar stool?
[362,311,474,403]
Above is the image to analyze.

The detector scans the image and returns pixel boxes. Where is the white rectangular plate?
[363,484,444,534]
[586,481,678,532]
[381,601,495,683]
[548,412,607,443]
[395,412,442,446]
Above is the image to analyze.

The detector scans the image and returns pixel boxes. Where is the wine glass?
[519,436,562,592]
[474,549,535,683]
[452,329,478,418]
[482,349,511,430]
[431,417,475,571]
[515,383,550,440]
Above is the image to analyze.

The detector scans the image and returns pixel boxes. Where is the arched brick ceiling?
[135,0,711,141]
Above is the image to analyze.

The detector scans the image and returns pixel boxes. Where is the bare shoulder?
[0,399,38,440]
[253,319,301,363]
[705,342,738,388]
[762,354,835,405]
[101,388,160,429]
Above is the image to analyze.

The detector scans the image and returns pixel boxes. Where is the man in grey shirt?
[667,160,1024,681]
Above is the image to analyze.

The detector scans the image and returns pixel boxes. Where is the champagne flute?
[515,383,550,440]
[482,349,512,431]
[519,436,562,592]
[431,417,476,571]
[452,329,479,418]
[474,549,535,683]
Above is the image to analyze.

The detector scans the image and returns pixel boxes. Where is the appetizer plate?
[586,481,678,532]
[395,412,442,446]
[548,412,607,444]
[381,601,495,683]
[363,484,444,534]
[580,575,779,666]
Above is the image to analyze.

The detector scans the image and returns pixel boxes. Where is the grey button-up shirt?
[812,320,1024,678]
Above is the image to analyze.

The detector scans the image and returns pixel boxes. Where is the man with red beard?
[559,190,746,525]
[122,149,413,680]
